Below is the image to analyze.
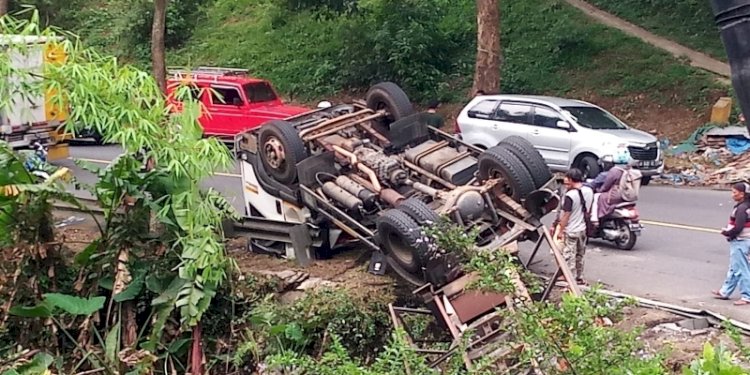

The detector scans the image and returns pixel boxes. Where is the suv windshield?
[243,82,278,103]
[561,106,627,130]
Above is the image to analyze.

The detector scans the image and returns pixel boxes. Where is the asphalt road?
[54,144,750,323]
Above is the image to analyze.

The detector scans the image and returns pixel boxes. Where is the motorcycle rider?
[585,155,615,192]
[592,151,634,224]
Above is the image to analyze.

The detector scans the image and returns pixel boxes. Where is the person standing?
[556,168,594,285]
[423,99,445,129]
[713,182,750,305]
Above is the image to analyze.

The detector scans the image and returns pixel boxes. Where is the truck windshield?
[243,82,278,103]
[561,106,627,130]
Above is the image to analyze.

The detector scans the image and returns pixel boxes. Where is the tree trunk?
[472,0,501,96]
[0,0,8,16]
[190,324,203,375]
[122,301,138,348]
[151,0,168,93]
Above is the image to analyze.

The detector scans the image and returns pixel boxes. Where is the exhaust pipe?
[711,0,750,132]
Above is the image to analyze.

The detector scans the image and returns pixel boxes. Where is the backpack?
[575,188,596,237]
[617,167,642,202]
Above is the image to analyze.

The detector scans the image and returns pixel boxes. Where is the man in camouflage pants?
[556,168,594,285]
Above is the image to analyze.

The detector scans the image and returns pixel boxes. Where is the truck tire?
[377,209,427,275]
[398,198,440,225]
[366,82,414,126]
[258,120,308,184]
[499,136,552,188]
[91,131,104,145]
[478,145,536,200]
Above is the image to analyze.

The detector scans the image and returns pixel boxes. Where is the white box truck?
[0,35,69,159]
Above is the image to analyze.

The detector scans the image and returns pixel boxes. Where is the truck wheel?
[377,209,427,275]
[366,82,414,127]
[499,136,552,189]
[398,198,440,226]
[258,120,308,184]
[576,155,601,180]
[478,145,536,200]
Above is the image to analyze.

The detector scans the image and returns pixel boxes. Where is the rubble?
[657,124,750,187]
[704,151,750,186]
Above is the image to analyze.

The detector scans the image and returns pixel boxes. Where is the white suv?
[455,95,663,184]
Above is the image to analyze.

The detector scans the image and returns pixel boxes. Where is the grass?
[585,0,727,61]
[172,0,723,108]
[501,0,723,107]
[42,0,727,129]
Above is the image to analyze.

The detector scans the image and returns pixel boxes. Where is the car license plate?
[629,223,642,235]
[638,160,658,168]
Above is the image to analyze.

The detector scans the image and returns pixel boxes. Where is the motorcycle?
[591,201,642,250]
[583,176,642,250]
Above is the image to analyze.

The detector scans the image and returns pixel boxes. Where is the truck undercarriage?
[233,82,585,369]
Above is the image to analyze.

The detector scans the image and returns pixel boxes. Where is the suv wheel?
[478,145,536,200]
[366,82,414,128]
[577,155,601,180]
[498,136,552,188]
[258,120,308,184]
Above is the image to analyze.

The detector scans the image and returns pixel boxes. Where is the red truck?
[166,67,309,138]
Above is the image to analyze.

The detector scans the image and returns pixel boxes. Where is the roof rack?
[167,66,249,78]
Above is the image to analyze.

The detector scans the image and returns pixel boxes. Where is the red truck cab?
[166,67,309,137]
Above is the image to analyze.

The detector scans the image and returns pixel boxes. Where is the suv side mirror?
[233,97,244,106]
[557,120,571,130]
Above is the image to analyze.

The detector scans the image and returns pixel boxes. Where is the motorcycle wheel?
[613,220,637,250]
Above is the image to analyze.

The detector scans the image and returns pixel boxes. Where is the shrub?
[238,287,392,364]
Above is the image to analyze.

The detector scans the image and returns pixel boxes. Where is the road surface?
[55,144,750,323]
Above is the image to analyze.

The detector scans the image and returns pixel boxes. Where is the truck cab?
[166,67,309,138]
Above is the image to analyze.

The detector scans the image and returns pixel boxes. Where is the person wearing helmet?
[594,152,635,221]
[586,155,614,191]
[317,100,332,109]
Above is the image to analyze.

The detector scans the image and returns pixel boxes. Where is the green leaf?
[42,293,105,316]
[105,323,120,363]
[144,303,175,352]
[145,274,170,294]
[8,303,52,318]
[98,277,114,291]
[75,239,101,266]
[285,323,304,343]
[4,352,53,375]
[145,277,187,351]
[702,342,715,363]
[152,277,187,306]
[113,273,145,302]
[168,338,192,354]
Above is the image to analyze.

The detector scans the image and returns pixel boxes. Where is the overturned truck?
[235,82,569,285]
[235,83,581,370]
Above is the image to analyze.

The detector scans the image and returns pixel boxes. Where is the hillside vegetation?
[20,0,729,137]
[586,0,726,61]
[172,0,723,106]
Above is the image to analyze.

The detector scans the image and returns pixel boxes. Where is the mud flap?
[289,223,314,266]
